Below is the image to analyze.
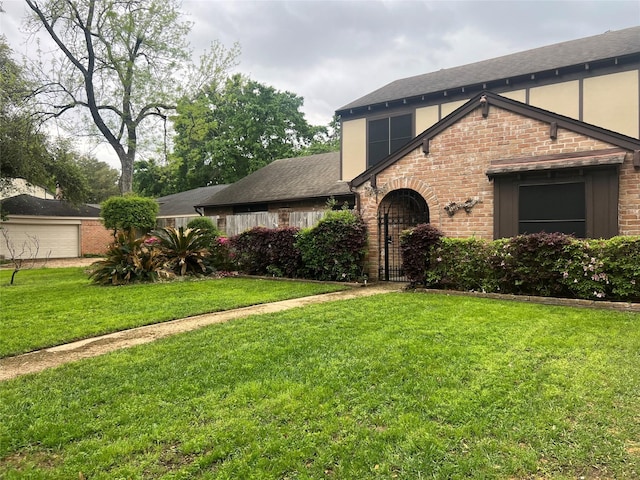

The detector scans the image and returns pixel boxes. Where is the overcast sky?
[1,0,639,168]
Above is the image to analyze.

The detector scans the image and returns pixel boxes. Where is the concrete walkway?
[0,283,401,382]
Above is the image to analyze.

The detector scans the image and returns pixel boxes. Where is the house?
[0,178,56,200]
[0,195,112,259]
[155,185,228,228]
[334,26,640,280]
[197,152,354,236]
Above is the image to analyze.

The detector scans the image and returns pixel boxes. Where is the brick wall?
[356,104,639,280]
[80,219,112,256]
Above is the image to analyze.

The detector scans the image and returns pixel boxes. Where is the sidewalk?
[0,283,401,382]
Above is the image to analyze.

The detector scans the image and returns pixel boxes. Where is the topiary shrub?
[400,224,444,286]
[296,210,367,282]
[88,229,171,285]
[101,195,158,235]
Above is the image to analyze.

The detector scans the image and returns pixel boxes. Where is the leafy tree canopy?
[170,74,325,190]
[23,0,239,194]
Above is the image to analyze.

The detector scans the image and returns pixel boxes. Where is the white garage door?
[0,223,79,259]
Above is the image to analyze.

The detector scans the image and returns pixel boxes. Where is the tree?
[299,115,341,155]
[24,0,239,194]
[171,74,323,190]
[133,158,177,197]
[0,36,49,194]
[75,155,120,203]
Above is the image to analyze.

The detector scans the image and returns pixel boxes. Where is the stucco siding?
[341,118,367,181]
[583,70,640,138]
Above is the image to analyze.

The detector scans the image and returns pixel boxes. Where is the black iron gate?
[378,189,429,281]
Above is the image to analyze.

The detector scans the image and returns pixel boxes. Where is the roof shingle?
[198,152,352,207]
[338,26,640,113]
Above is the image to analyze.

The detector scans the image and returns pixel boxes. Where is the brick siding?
[81,219,112,256]
[356,105,639,280]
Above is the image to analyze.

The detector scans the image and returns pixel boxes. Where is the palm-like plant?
[152,227,212,276]
[89,230,172,285]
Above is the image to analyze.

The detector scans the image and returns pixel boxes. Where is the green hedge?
[401,227,640,302]
[101,195,158,234]
[227,210,368,282]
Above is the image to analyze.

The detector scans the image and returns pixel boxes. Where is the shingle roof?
[156,185,229,216]
[197,152,352,207]
[0,194,101,217]
[338,26,640,113]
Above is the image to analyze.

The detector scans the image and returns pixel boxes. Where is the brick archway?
[377,188,429,281]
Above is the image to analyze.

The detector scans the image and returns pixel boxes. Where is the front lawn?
[1,293,638,479]
[0,267,348,357]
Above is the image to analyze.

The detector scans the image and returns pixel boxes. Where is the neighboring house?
[334,26,640,280]
[0,178,56,200]
[197,152,354,236]
[156,185,228,229]
[0,195,112,259]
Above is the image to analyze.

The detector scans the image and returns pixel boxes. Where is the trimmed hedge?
[101,195,158,234]
[401,227,640,302]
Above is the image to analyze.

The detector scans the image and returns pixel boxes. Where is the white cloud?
[2,0,639,171]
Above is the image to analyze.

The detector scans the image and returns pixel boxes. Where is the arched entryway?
[378,189,430,281]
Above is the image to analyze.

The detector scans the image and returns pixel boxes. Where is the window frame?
[493,167,619,239]
[367,113,413,168]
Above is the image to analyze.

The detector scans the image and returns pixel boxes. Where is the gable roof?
[338,26,640,114]
[198,152,352,207]
[0,194,101,217]
[156,185,228,217]
[350,91,640,188]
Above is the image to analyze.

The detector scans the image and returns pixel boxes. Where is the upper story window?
[368,114,413,167]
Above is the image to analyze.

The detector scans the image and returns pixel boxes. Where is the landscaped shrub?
[88,230,171,285]
[401,229,640,302]
[428,237,493,292]
[399,223,444,285]
[209,236,235,272]
[601,236,640,300]
[229,226,302,277]
[101,195,158,235]
[152,226,212,276]
[296,210,368,281]
[186,217,222,243]
[490,232,575,297]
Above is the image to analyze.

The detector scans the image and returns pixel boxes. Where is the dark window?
[233,203,268,214]
[518,182,586,237]
[368,114,412,167]
[494,167,618,240]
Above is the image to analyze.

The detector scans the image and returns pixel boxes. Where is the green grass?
[1,293,639,479]
[0,267,348,357]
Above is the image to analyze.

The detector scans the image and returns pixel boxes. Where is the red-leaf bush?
[229,226,302,277]
[399,224,444,286]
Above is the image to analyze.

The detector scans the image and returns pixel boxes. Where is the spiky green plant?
[88,230,172,285]
[153,227,212,276]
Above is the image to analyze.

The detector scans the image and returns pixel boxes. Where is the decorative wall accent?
[444,198,481,217]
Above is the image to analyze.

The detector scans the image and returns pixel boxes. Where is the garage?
[0,221,80,259]
[0,194,103,260]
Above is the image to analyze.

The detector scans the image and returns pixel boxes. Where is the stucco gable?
[350,91,640,188]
